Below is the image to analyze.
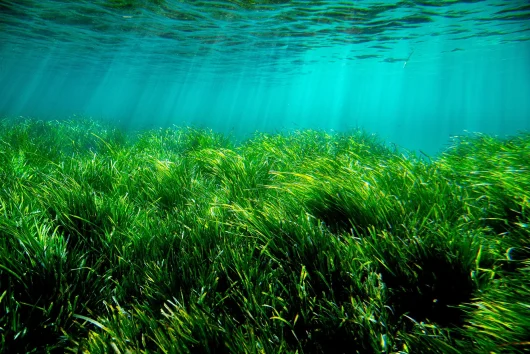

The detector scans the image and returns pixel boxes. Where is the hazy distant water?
[1,0,529,154]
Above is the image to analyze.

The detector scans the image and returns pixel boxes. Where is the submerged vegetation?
[0,117,529,353]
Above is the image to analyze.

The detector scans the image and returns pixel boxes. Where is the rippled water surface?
[2,0,528,77]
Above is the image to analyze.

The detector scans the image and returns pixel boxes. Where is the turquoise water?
[0,0,529,154]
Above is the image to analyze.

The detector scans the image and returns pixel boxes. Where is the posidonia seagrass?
[1,117,529,353]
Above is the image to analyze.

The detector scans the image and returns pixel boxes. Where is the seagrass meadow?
[0,117,529,353]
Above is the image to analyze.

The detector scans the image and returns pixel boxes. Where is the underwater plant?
[0,117,528,353]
